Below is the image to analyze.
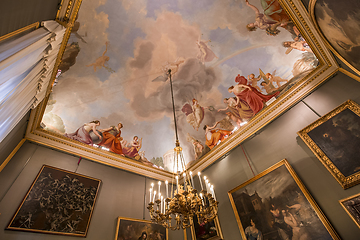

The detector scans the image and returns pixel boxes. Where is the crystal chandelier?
[147,69,219,230]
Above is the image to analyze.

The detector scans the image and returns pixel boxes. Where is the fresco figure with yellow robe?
[98,123,125,156]
[203,122,232,149]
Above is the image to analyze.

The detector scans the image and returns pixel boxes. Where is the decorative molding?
[0,138,26,172]
[0,22,39,42]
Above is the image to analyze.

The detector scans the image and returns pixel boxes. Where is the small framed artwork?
[228,159,340,240]
[6,165,101,237]
[339,193,360,229]
[115,217,168,240]
[298,99,360,189]
[190,215,223,240]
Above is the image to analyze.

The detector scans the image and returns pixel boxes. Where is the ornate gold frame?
[190,216,223,240]
[114,216,168,240]
[6,165,101,237]
[298,99,360,189]
[339,192,360,229]
[309,0,360,76]
[228,159,340,240]
[24,0,339,179]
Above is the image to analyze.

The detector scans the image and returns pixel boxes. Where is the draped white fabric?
[0,20,66,143]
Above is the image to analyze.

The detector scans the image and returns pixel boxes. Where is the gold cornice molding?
[0,138,26,172]
[26,0,339,178]
[0,22,40,42]
[308,0,360,76]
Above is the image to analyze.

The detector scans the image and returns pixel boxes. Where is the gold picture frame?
[6,165,101,237]
[114,217,168,240]
[339,192,360,229]
[190,216,223,240]
[228,159,339,240]
[298,99,360,189]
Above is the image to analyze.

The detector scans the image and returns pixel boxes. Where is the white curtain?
[0,20,66,143]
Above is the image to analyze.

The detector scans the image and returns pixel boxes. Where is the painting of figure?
[115,217,167,240]
[6,165,101,237]
[313,0,360,73]
[298,100,360,189]
[41,0,317,171]
[228,160,339,240]
[339,193,360,229]
[191,215,223,240]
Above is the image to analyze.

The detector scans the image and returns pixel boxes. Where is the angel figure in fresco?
[152,58,185,82]
[247,73,262,92]
[182,99,207,131]
[228,82,279,115]
[265,70,288,88]
[98,122,125,156]
[196,38,218,63]
[86,41,113,72]
[283,40,313,54]
[64,120,102,145]
[187,133,205,159]
[218,97,254,127]
[245,0,293,36]
[260,81,276,94]
[203,122,232,150]
[122,136,142,160]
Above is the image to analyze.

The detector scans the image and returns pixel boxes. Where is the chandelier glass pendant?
[147,69,219,230]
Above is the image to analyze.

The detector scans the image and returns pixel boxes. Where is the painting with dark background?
[340,193,360,229]
[6,165,101,237]
[191,215,222,240]
[229,160,338,240]
[307,108,360,178]
[314,0,360,72]
[115,217,167,240]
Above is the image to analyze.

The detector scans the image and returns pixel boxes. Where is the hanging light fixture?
[147,69,219,230]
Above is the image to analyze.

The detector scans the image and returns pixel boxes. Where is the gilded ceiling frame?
[24,0,339,181]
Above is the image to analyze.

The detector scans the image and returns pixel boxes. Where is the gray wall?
[1,71,360,240]
[203,71,360,240]
[0,142,184,240]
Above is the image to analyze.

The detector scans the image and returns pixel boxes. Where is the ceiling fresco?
[41,0,318,172]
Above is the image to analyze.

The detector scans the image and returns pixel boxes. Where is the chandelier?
[147,69,219,230]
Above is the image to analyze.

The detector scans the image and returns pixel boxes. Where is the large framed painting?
[190,215,223,240]
[6,165,101,237]
[339,193,360,229]
[298,100,360,189]
[309,0,360,75]
[114,217,168,240]
[228,159,339,240]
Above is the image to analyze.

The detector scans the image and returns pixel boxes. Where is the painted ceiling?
[41,0,317,172]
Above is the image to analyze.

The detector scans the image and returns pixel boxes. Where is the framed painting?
[340,193,360,229]
[228,159,339,240]
[309,0,360,75]
[190,215,223,240]
[6,165,101,237]
[114,217,168,240]
[298,99,360,189]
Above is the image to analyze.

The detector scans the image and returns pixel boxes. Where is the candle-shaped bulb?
[151,183,154,188]
[149,188,153,203]
[190,171,193,176]
[158,181,161,198]
[204,176,207,180]
[165,180,169,199]
[153,191,157,203]
[198,172,204,190]
[189,171,195,189]
[198,172,201,176]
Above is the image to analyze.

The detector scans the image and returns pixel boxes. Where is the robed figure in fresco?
[229,74,279,115]
[64,120,102,145]
[203,122,232,149]
[98,123,125,156]
[182,99,206,131]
